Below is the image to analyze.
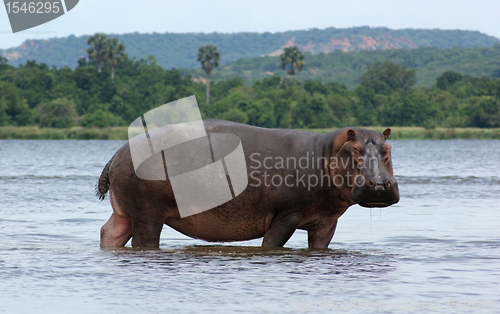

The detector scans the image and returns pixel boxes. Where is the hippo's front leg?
[262,211,303,247]
[307,219,338,249]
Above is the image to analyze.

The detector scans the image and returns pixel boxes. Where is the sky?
[1,0,500,49]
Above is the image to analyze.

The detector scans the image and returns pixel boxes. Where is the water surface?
[0,140,499,313]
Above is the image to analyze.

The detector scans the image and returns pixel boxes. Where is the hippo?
[97,120,399,248]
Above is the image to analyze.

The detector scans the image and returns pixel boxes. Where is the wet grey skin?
[97,121,399,249]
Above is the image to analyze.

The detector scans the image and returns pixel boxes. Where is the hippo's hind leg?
[100,190,132,248]
[100,212,132,248]
[262,212,302,247]
[130,215,164,248]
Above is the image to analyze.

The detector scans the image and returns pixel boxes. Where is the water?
[1,139,499,313]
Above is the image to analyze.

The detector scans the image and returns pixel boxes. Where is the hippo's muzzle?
[351,176,399,208]
[350,141,400,208]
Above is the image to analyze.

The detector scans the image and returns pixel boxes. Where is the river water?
[0,139,499,313]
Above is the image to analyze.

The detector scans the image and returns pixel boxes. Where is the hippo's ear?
[347,129,357,141]
[333,129,357,152]
[382,128,391,140]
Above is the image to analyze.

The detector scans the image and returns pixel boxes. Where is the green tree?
[0,81,34,126]
[436,71,463,90]
[280,46,305,75]
[222,108,249,124]
[81,109,125,128]
[105,38,126,80]
[197,44,220,105]
[377,89,438,126]
[12,60,54,108]
[86,33,109,73]
[359,61,416,94]
[37,98,78,128]
[0,55,9,69]
[467,96,500,127]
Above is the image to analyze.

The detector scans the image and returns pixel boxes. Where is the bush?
[37,98,77,128]
[81,109,126,128]
[222,108,249,124]
[360,61,416,94]
[436,71,463,90]
[468,96,500,127]
[0,82,34,126]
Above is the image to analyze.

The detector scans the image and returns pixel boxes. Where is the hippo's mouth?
[358,201,395,208]
[352,180,400,208]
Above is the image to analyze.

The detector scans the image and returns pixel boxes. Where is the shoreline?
[1,126,499,140]
[307,127,500,140]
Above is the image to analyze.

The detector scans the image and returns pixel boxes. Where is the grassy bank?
[308,127,500,140]
[0,126,128,140]
[1,126,500,140]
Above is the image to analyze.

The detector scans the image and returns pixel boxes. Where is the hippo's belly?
[165,204,271,242]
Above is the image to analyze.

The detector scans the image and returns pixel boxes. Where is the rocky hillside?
[268,33,419,56]
[1,26,499,69]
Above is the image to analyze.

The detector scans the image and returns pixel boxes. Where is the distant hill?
[187,46,500,89]
[1,27,499,69]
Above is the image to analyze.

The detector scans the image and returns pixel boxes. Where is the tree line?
[0,42,499,129]
[190,45,500,89]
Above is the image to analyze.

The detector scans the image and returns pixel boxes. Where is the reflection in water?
[107,246,397,280]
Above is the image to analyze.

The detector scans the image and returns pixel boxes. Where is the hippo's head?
[330,128,399,208]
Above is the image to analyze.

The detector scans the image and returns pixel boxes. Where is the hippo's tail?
[95,157,114,201]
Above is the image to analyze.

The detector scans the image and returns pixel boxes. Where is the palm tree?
[280,46,305,75]
[86,33,109,73]
[197,45,220,105]
[105,38,126,80]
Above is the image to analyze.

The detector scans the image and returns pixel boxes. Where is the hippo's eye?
[383,151,391,164]
[352,148,363,164]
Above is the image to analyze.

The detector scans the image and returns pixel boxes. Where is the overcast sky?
[1,0,499,49]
